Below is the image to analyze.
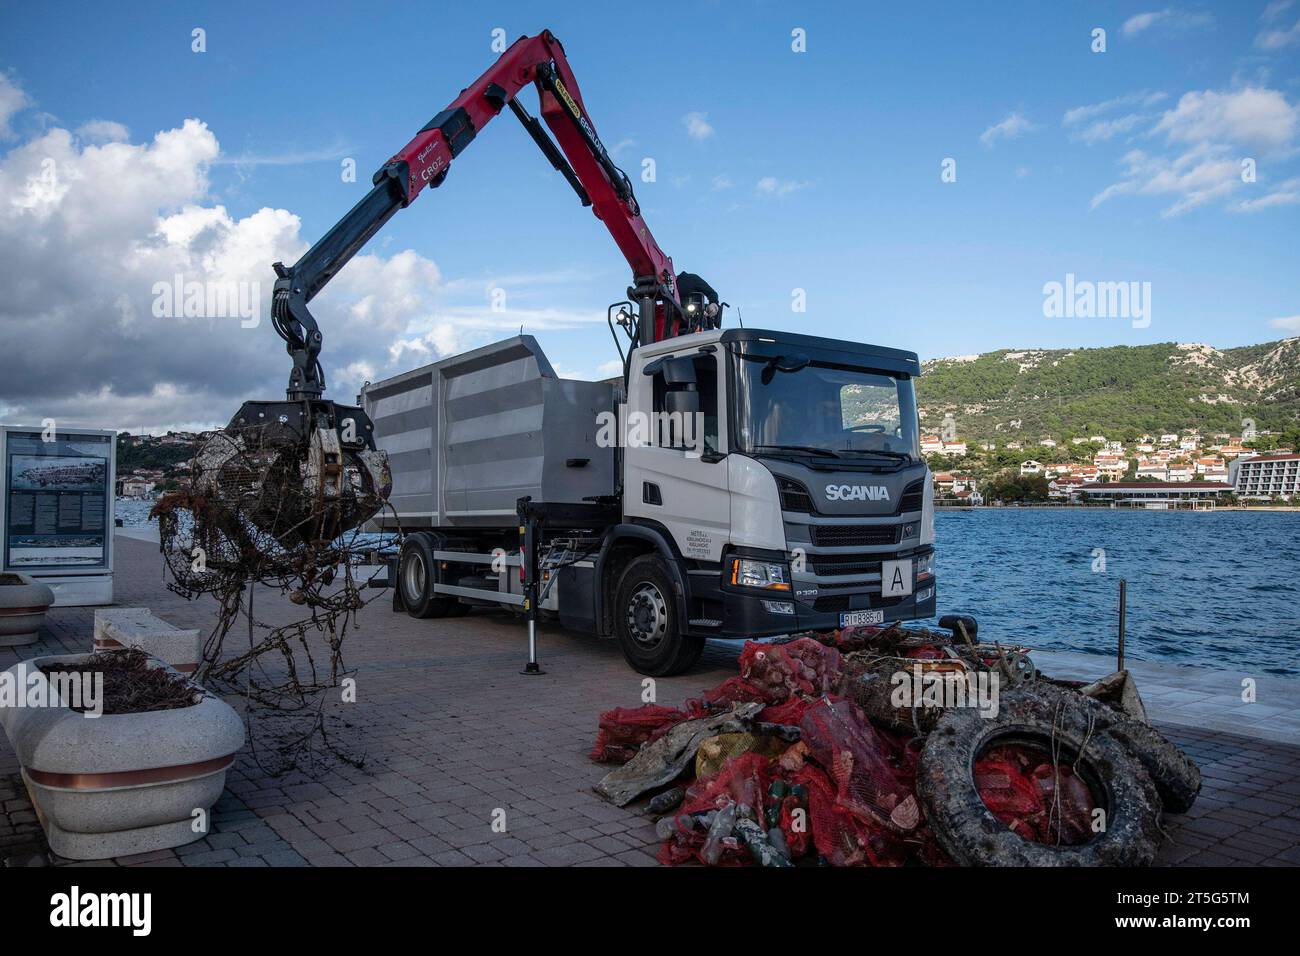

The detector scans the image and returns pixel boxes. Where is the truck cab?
[618,328,935,667]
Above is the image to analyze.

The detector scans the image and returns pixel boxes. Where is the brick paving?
[1,535,1297,867]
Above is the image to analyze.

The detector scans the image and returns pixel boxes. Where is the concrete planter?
[0,653,244,860]
[0,572,55,647]
[93,608,203,674]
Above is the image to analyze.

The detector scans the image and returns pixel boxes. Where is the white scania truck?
[228,30,936,675]
[361,329,935,676]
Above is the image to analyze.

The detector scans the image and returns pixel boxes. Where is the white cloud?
[755,176,809,196]
[1122,8,1213,37]
[1075,113,1146,144]
[1062,91,1165,126]
[1090,145,1242,216]
[711,173,733,190]
[1154,87,1299,149]
[1268,314,1300,331]
[1091,85,1300,216]
[1230,176,1300,212]
[1256,18,1300,50]
[1123,10,1168,35]
[76,119,129,144]
[980,111,1035,146]
[1262,1,1295,22]
[683,111,714,141]
[211,140,352,167]
[0,116,452,430]
[0,71,31,139]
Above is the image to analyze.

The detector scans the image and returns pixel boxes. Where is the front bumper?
[710,577,937,640]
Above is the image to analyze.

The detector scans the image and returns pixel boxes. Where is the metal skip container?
[360,336,617,531]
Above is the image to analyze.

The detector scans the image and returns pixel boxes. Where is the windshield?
[733,353,920,461]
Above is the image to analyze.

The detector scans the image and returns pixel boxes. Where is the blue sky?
[1,1,1298,429]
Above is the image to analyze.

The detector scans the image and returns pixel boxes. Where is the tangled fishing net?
[152,420,393,773]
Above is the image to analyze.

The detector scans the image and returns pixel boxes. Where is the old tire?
[917,684,1162,866]
[614,556,703,677]
[398,534,454,619]
[1094,712,1201,814]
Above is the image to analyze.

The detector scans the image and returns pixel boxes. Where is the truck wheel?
[614,555,703,676]
[398,534,453,619]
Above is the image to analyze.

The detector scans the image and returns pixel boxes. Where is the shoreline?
[935,504,1300,512]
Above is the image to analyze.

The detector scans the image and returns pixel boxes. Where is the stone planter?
[0,653,245,860]
[0,572,55,647]
[94,608,203,674]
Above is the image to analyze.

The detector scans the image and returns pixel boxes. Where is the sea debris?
[153,422,392,774]
[591,625,1201,867]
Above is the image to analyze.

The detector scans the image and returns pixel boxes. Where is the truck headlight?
[916,553,934,580]
[730,557,791,591]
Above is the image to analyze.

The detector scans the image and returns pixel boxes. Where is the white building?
[1080,481,1231,509]
[1020,460,1042,476]
[1229,453,1300,498]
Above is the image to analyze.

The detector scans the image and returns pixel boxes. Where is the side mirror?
[664,387,700,418]
[760,353,811,384]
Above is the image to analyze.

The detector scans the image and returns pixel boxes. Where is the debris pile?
[152,422,392,773]
[591,625,1201,867]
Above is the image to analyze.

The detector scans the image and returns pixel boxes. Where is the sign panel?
[4,431,112,570]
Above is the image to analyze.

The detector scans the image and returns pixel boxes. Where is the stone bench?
[93,608,202,674]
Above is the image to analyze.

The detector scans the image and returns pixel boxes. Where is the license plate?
[839,610,884,628]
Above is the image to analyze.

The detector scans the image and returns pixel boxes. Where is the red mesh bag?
[975,744,1097,844]
[694,676,768,710]
[758,695,816,726]
[797,697,921,834]
[905,645,947,660]
[792,763,909,867]
[588,704,687,763]
[738,638,842,703]
[658,752,780,866]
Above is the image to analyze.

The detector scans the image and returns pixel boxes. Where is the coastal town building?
[1019,460,1042,476]
[1229,453,1300,499]
[1080,481,1232,509]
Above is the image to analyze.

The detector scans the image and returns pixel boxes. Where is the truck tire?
[917,684,1162,866]
[398,534,454,619]
[614,555,703,676]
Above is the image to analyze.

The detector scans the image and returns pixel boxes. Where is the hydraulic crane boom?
[274,29,709,401]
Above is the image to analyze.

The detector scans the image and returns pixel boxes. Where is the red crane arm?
[273,30,690,401]
[381,31,676,296]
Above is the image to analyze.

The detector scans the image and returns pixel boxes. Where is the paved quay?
[2,533,1297,868]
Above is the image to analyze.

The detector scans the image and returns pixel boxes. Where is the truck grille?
[809,555,882,576]
[812,593,907,613]
[899,479,924,513]
[810,525,899,547]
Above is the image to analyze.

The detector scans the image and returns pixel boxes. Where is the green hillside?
[913,338,1300,444]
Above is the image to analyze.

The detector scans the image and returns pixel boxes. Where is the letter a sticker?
[881,559,913,597]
